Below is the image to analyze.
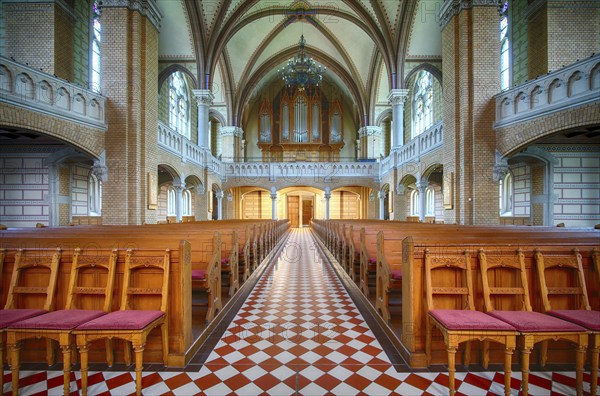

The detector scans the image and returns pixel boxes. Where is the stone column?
[324,188,331,220]
[387,89,409,149]
[193,89,214,149]
[271,193,278,220]
[173,182,184,222]
[378,190,386,220]
[216,190,224,220]
[416,180,429,222]
[221,126,243,162]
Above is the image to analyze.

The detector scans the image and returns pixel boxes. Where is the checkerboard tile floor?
[3,229,596,395]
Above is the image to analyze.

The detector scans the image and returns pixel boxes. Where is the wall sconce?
[226,191,233,202]
[369,191,375,201]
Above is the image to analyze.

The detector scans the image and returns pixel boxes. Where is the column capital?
[192,89,214,106]
[324,193,331,200]
[378,190,386,200]
[100,0,162,30]
[387,89,409,106]
[172,181,185,191]
[270,193,278,200]
[415,180,429,192]
[215,190,224,199]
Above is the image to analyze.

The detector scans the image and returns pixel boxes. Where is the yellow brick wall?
[546,1,600,72]
[5,3,55,73]
[531,166,544,225]
[54,5,74,81]
[441,5,500,225]
[100,8,159,225]
[441,17,457,224]
[527,6,548,79]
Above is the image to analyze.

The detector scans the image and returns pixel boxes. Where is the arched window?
[500,1,510,91]
[425,187,435,216]
[89,173,101,216]
[90,1,101,92]
[182,189,192,216]
[499,172,513,216]
[167,187,176,216]
[410,189,419,216]
[168,72,190,138]
[412,71,433,137]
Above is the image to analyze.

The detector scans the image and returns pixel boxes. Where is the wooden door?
[302,199,313,226]
[288,196,299,228]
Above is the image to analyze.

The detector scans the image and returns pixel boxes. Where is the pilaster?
[440,0,500,225]
[100,1,160,225]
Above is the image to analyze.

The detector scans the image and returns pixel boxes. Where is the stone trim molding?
[3,0,76,20]
[220,126,243,138]
[100,0,163,31]
[439,0,500,29]
[358,126,382,138]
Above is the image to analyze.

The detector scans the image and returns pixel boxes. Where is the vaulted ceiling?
[157,0,442,125]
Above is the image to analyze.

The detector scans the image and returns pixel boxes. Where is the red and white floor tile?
[4,229,596,395]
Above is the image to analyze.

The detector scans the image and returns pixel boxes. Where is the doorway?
[287,196,299,228]
[302,199,313,226]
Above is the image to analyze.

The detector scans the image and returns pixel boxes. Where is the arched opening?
[0,127,99,227]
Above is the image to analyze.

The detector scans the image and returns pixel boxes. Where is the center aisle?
[193,228,407,395]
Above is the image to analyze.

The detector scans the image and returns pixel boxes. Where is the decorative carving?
[443,171,454,209]
[192,89,214,106]
[493,151,509,182]
[147,172,158,210]
[387,89,409,106]
[91,160,108,182]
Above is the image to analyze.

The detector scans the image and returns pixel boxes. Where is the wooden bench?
[0,219,290,368]
[401,233,599,368]
[313,219,600,369]
[0,232,202,367]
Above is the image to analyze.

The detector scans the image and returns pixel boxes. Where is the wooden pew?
[312,219,600,369]
[400,233,599,368]
[0,218,290,368]
[0,238,194,368]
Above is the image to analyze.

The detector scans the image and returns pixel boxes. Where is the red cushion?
[429,309,516,331]
[192,269,206,280]
[0,309,47,329]
[76,310,164,330]
[221,258,229,265]
[548,310,600,331]
[391,270,402,280]
[487,311,587,332]
[9,310,106,330]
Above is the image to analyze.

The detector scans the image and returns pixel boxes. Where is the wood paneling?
[288,196,299,228]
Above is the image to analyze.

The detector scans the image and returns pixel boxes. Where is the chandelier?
[279,35,325,90]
